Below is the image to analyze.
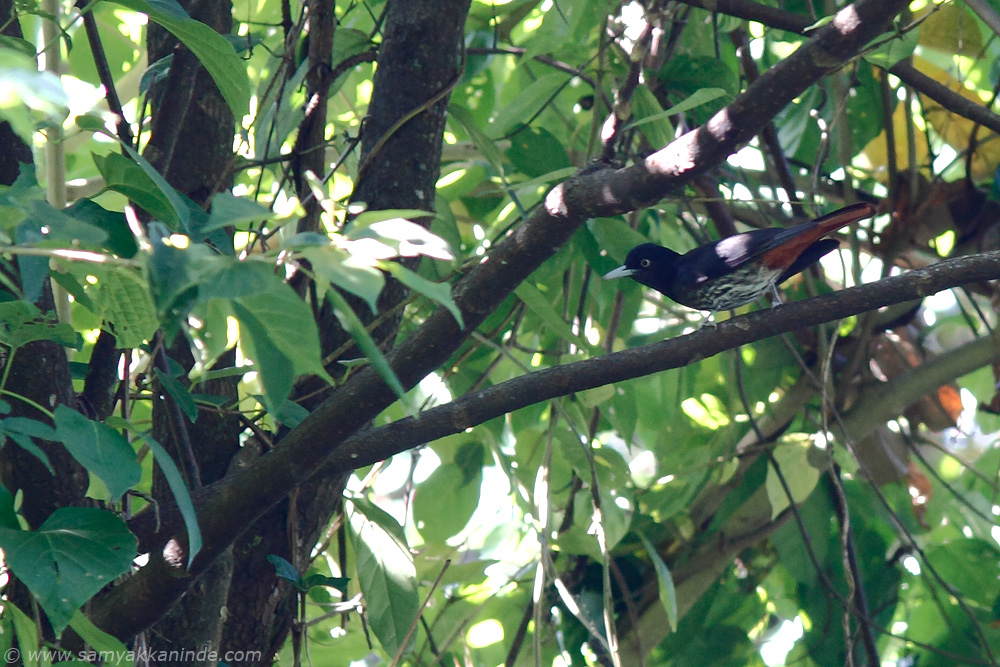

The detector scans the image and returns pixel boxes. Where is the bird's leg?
[697,310,717,329]
[769,284,784,307]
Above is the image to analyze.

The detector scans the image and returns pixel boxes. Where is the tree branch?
[332,250,1000,472]
[671,0,1000,136]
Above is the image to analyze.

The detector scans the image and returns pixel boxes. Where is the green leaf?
[0,507,136,632]
[514,282,596,354]
[2,417,57,474]
[267,554,303,587]
[381,263,463,327]
[629,88,727,149]
[231,300,294,409]
[925,538,1000,606]
[0,49,68,144]
[863,28,918,69]
[68,611,131,666]
[106,0,250,117]
[203,192,276,233]
[115,141,192,229]
[64,199,139,258]
[154,368,199,422]
[6,602,39,667]
[504,126,570,178]
[630,86,674,151]
[448,104,505,173]
[0,483,19,529]
[137,432,202,565]
[300,245,385,313]
[96,269,159,348]
[53,405,141,501]
[325,288,406,402]
[349,217,454,261]
[92,151,180,225]
[765,434,821,520]
[347,497,419,658]
[0,300,78,349]
[638,531,677,631]
[232,278,332,407]
[488,72,569,138]
[412,446,483,543]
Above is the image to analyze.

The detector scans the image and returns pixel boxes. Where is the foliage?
[0,0,999,666]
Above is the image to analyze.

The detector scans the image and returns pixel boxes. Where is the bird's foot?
[769,285,784,307]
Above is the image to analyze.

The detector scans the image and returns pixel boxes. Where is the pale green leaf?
[638,531,677,631]
[347,497,419,658]
[766,434,821,520]
[381,263,463,328]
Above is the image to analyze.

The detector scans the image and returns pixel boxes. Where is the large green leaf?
[228,271,332,407]
[53,405,141,501]
[96,269,159,348]
[412,442,484,543]
[106,0,250,117]
[347,497,419,658]
[0,507,136,632]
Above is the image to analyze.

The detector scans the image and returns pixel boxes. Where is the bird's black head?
[603,243,681,294]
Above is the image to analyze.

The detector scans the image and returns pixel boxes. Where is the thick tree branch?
[90,0,909,639]
[672,0,1000,136]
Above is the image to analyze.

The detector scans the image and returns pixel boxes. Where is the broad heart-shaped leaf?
[96,269,158,348]
[53,405,141,501]
[0,507,136,633]
[346,497,419,658]
[0,300,78,349]
[106,0,250,118]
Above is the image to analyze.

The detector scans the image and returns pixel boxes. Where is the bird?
[602,202,876,313]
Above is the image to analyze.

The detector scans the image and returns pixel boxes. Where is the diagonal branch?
[332,250,1000,472]
[672,0,1000,135]
[89,0,910,640]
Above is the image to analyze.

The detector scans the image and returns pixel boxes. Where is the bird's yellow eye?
[639,258,651,268]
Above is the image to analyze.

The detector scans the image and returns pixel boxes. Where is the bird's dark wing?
[675,228,784,284]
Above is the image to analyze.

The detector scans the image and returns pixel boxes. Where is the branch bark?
[671,0,1000,135]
